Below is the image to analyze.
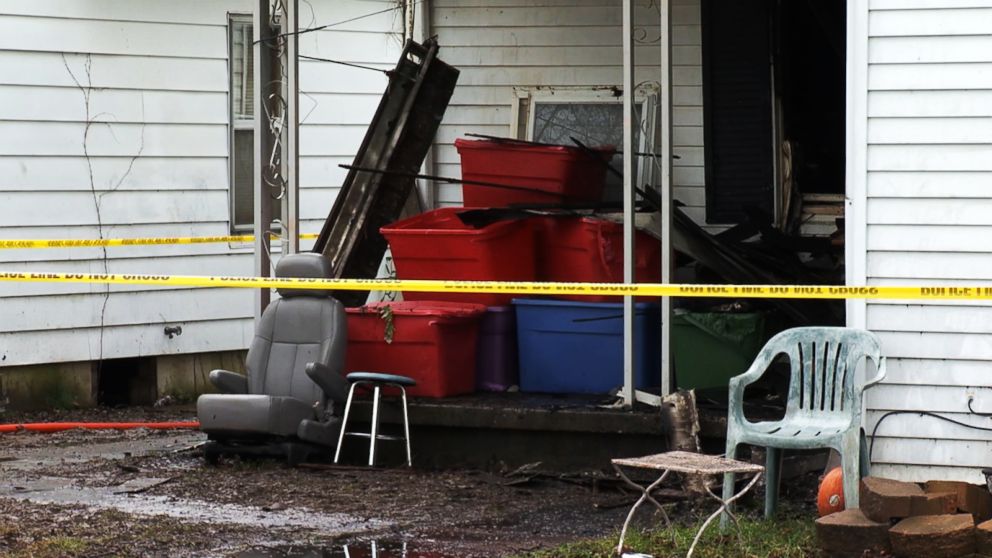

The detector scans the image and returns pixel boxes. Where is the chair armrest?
[727,345,780,420]
[728,348,776,392]
[865,356,887,387]
[208,369,248,394]
[728,367,765,392]
[305,362,350,403]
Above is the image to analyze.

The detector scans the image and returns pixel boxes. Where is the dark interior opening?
[701,0,775,224]
[778,0,847,196]
[701,0,847,224]
[97,357,157,407]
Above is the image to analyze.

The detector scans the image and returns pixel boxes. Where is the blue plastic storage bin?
[513,299,661,394]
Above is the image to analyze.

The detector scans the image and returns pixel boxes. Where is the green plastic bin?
[672,311,767,391]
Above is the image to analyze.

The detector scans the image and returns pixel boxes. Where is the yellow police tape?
[0,234,320,249]
[0,270,989,300]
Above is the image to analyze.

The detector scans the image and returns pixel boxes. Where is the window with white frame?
[514,87,658,203]
[229,15,273,231]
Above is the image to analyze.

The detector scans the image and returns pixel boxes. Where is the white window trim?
[228,13,255,236]
[512,86,660,190]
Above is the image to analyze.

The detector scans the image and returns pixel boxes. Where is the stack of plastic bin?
[344,301,487,398]
[374,208,538,395]
[381,207,536,306]
[454,138,614,207]
[536,216,661,302]
[513,299,661,394]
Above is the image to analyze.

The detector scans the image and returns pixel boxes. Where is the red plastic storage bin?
[537,216,661,302]
[381,208,537,306]
[455,138,615,207]
[344,301,487,398]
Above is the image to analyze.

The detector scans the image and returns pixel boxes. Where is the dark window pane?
[233,129,254,229]
[232,129,280,231]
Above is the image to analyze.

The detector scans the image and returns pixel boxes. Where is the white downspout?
[659,0,673,396]
[622,0,636,406]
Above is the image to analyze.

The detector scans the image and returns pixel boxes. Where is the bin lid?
[381,207,519,236]
[673,310,765,346]
[454,138,616,157]
[512,298,658,310]
[347,301,488,319]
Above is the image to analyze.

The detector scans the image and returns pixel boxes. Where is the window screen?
[230,19,254,121]
[232,129,255,228]
[229,16,270,231]
[531,102,643,204]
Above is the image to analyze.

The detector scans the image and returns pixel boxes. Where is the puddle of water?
[0,433,435,553]
[0,477,387,533]
[0,431,205,469]
[236,540,453,558]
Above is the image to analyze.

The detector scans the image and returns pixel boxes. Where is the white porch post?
[621,0,636,406]
[282,0,300,255]
[255,0,299,321]
[659,0,674,395]
[253,0,274,319]
[414,0,437,208]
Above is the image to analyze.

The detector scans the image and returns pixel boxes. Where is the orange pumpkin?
[817,467,846,516]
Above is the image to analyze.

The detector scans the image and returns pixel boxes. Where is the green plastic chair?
[722,327,886,521]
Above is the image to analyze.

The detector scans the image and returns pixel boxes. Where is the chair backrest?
[244,253,346,405]
[765,327,884,422]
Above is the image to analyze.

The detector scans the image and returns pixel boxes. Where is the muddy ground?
[0,406,820,557]
[0,406,688,557]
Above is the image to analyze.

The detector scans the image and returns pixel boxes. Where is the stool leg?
[368,385,381,467]
[334,382,358,464]
[400,386,412,467]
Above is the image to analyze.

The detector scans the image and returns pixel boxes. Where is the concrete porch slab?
[337,393,669,471]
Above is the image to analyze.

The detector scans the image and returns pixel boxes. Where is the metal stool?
[334,372,415,467]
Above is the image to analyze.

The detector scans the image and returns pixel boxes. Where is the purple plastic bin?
[475,306,519,391]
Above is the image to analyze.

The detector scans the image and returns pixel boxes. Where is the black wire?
[869,410,992,462]
[298,54,390,75]
[253,0,423,45]
[969,397,992,417]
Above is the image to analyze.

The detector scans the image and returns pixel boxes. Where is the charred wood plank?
[313,39,459,306]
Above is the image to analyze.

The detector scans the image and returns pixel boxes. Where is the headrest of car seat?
[275,253,333,298]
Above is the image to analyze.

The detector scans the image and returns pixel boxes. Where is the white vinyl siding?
[430,0,708,224]
[862,0,992,484]
[0,1,401,366]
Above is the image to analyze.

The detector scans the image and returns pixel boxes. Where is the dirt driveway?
[0,407,639,557]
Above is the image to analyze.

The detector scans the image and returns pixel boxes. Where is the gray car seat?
[196,253,350,464]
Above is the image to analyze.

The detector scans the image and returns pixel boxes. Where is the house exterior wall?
[431,0,992,482]
[5,1,991,483]
[429,0,708,224]
[0,1,401,368]
[858,0,992,483]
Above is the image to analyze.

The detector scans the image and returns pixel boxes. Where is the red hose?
[0,421,200,433]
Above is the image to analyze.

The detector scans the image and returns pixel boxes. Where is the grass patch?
[517,516,818,558]
[23,536,90,558]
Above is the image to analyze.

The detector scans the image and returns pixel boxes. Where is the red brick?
[909,491,958,516]
[860,476,924,522]
[889,514,975,558]
[925,480,992,522]
[977,519,992,556]
[815,509,891,558]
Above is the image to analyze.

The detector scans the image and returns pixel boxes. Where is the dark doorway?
[701,0,775,224]
[778,0,847,196]
[97,357,157,407]
[701,0,847,226]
